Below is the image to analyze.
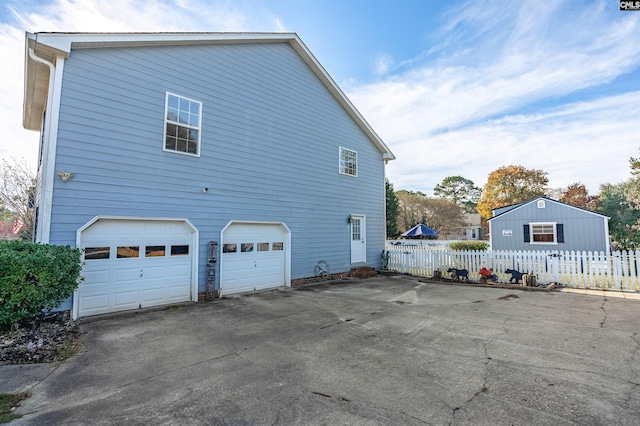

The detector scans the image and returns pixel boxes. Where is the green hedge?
[0,240,83,330]
[449,241,489,251]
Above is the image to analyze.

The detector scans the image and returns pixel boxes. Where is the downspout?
[28,47,56,243]
[29,47,55,75]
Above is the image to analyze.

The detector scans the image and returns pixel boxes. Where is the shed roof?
[487,196,609,221]
[23,32,395,160]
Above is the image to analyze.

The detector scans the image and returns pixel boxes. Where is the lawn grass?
[0,392,30,423]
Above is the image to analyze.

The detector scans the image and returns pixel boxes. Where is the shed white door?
[77,219,194,317]
[350,215,366,263]
[221,222,289,295]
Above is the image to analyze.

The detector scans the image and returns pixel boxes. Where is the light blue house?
[488,197,610,253]
[23,32,395,319]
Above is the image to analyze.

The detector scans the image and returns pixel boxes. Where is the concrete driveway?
[5,275,640,425]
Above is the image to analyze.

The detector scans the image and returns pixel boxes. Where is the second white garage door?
[220,222,290,295]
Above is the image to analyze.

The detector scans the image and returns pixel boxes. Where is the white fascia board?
[488,196,610,221]
[30,32,299,54]
[289,35,395,160]
[27,32,396,161]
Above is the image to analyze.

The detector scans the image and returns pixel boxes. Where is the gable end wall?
[47,43,386,304]
[490,201,608,252]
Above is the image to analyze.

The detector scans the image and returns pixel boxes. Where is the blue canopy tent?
[401,224,439,239]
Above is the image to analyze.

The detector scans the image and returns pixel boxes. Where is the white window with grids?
[164,93,202,156]
[339,147,357,177]
[531,223,556,243]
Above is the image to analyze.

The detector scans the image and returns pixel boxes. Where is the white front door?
[350,215,366,263]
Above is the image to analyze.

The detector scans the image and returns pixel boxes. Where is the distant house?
[22,32,395,319]
[448,213,482,241]
[488,197,610,253]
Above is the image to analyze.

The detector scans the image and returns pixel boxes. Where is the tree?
[395,190,465,238]
[385,178,400,238]
[598,181,640,250]
[597,150,640,250]
[396,190,429,233]
[477,165,549,219]
[0,158,35,241]
[559,182,597,208]
[422,198,466,239]
[433,176,481,214]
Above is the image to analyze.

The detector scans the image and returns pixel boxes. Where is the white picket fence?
[384,244,640,291]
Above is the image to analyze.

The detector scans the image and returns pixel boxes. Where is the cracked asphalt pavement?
[4,275,640,425]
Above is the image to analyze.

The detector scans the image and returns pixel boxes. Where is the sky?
[1,0,639,196]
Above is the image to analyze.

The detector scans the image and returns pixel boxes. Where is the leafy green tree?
[477,165,549,219]
[433,176,481,213]
[598,181,640,250]
[597,150,640,250]
[385,178,400,238]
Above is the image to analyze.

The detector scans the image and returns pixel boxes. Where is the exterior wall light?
[56,171,75,181]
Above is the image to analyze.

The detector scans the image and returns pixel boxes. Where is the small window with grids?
[164,93,202,156]
[339,147,357,177]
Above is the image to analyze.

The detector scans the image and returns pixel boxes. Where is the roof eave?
[23,32,69,131]
[22,32,396,159]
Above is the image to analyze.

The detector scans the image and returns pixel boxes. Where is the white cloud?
[383,91,640,195]
[373,53,394,76]
[0,0,287,166]
[347,0,640,195]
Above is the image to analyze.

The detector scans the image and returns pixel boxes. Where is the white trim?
[528,222,558,245]
[163,92,202,157]
[35,55,65,243]
[24,32,395,160]
[219,220,291,297]
[488,220,493,251]
[73,216,199,320]
[604,216,611,253]
[488,197,609,222]
[339,146,358,177]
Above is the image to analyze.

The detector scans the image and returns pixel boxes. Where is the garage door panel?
[167,284,190,299]
[114,267,141,281]
[78,219,194,317]
[113,290,139,307]
[79,294,110,313]
[81,269,110,287]
[141,287,166,304]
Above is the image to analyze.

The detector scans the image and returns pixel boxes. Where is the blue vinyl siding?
[489,199,608,252]
[48,42,386,294]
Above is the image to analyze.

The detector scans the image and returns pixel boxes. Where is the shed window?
[339,147,357,176]
[526,223,563,244]
[164,93,202,156]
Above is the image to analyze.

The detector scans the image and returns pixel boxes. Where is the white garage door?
[220,222,289,295]
[76,218,195,318]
